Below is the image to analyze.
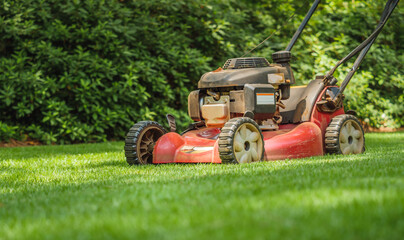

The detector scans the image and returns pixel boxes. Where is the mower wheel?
[325,114,365,155]
[218,117,264,164]
[124,121,167,165]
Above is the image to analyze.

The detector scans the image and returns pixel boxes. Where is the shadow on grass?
[2,132,402,161]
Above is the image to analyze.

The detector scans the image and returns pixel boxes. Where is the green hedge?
[0,0,403,144]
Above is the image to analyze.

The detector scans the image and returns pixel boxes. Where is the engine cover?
[198,66,292,89]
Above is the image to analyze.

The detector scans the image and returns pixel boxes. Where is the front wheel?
[325,114,365,155]
[218,117,264,164]
[124,121,167,165]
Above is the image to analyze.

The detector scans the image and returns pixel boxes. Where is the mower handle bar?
[325,0,399,101]
[285,0,321,52]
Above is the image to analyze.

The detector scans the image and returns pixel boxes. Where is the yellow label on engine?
[268,73,285,84]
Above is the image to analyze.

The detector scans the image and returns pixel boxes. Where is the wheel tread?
[124,121,167,165]
[324,114,365,154]
[218,117,264,164]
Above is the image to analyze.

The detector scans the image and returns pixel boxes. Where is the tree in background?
[0,0,402,144]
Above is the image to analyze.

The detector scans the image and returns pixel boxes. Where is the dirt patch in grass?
[0,138,42,147]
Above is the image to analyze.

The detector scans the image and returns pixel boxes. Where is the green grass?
[1,132,403,240]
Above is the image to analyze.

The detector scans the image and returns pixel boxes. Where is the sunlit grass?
[1,132,403,240]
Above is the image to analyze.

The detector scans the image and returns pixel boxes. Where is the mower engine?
[188,51,294,130]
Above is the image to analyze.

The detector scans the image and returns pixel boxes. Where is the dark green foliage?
[0,0,402,144]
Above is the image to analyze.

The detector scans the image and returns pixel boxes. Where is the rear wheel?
[124,121,167,165]
[325,114,365,154]
[219,117,264,164]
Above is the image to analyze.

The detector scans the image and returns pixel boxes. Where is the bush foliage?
[0,0,403,144]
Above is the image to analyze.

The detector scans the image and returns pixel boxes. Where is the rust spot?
[212,67,223,72]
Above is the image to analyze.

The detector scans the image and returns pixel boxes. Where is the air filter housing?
[222,57,270,70]
[272,51,292,63]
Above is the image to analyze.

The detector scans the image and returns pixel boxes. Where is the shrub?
[0,0,402,143]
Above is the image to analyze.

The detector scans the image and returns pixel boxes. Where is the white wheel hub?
[339,120,364,154]
[234,123,263,163]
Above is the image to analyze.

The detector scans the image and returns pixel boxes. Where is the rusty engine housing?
[188,54,293,128]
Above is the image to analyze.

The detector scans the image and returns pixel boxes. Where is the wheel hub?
[348,136,353,144]
[244,141,250,151]
[136,126,165,164]
[339,120,364,154]
[233,123,263,163]
[147,143,155,152]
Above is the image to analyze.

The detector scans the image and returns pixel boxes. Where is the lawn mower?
[124,0,399,164]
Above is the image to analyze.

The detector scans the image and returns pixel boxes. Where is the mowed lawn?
[0,132,403,240]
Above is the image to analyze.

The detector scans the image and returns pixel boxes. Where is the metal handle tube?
[326,0,398,82]
[331,0,399,100]
[285,0,321,51]
[335,40,374,98]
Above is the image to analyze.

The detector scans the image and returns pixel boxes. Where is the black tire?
[325,114,365,154]
[218,117,264,164]
[124,121,167,165]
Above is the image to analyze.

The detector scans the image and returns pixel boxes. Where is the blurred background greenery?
[0,0,402,144]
